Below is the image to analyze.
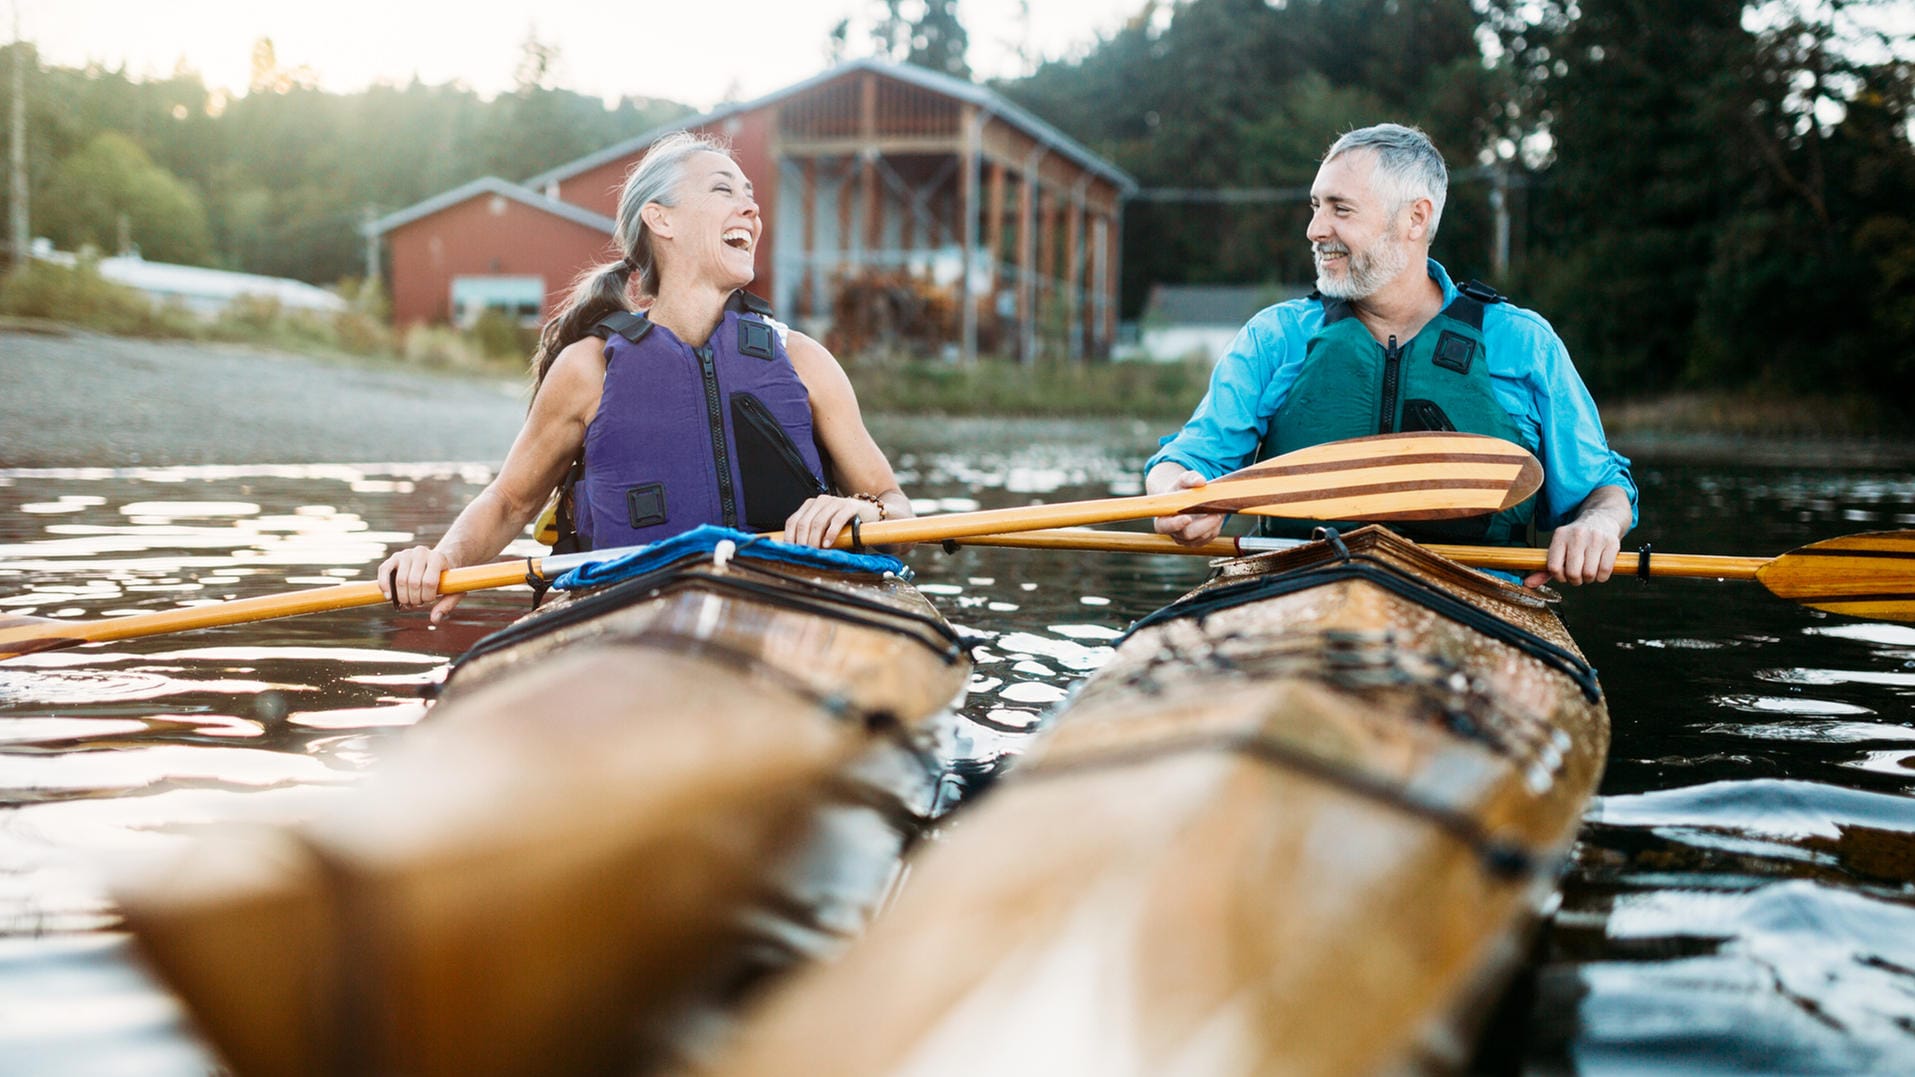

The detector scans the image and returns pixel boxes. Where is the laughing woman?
[378,131,911,620]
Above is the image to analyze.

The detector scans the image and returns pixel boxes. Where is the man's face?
[1307,150,1411,301]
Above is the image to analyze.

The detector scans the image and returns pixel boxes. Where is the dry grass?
[1602,391,1904,439]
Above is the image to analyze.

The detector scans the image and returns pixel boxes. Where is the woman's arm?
[782,331,911,548]
[377,339,605,620]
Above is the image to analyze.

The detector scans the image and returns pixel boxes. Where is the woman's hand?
[376,545,464,624]
[782,494,882,549]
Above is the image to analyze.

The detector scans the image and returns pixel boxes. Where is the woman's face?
[651,150,762,292]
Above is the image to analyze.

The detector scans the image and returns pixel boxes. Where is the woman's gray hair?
[531,130,731,386]
[1325,124,1448,239]
[612,130,731,296]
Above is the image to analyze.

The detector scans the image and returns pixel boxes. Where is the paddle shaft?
[0,490,1444,657]
[957,527,1915,622]
[802,491,1273,549]
[0,560,543,657]
[953,528,1771,580]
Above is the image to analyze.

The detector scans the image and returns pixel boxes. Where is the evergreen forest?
[3,0,1912,406]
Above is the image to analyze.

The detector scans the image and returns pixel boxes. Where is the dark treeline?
[4,2,1913,405]
[1003,0,1915,403]
[1006,0,1502,306]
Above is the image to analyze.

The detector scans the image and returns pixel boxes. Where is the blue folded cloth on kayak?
[550,524,908,591]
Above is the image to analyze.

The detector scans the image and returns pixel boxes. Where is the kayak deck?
[700,526,1609,1075]
[113,551,968,1077]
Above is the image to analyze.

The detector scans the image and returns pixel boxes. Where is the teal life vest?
[1259,281,1537,545]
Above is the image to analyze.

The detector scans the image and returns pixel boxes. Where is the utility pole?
[9,3,28,269]
[1490,162,1510,280]
[362,204,380,284]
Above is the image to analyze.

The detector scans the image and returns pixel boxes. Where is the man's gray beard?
[1316,232,1410,300]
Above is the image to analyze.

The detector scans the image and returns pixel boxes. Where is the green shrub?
[0,257,197,337]
[400,324,522,373]
[843,356,1214,419]
[331,309,394,356]
[469,309,539,363]
[206,295,353,354]
[401,324,483,369]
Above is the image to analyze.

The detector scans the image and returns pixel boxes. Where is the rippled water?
[2,423,1914,1073]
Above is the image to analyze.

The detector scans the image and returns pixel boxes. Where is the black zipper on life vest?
[1379,334,1403,434]
[695,345,738,528]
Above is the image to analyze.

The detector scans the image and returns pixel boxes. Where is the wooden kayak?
[111,538,969,1077]
[699,525,1609,1075]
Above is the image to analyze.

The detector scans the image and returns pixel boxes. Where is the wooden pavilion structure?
[372,59,1135,362]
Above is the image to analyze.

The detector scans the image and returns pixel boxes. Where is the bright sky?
[16,0,1149,110]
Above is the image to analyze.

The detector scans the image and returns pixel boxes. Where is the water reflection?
[1,434,1913,1072]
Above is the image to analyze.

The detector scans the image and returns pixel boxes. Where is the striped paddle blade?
[1190,432,1542,522]
[1756,531,1915,621]
[828,433,1542,548]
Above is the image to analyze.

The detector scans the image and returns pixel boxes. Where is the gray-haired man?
[1147,123,1636,587]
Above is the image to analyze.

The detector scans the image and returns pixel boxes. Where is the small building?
[31,241,346,318]
[368,58,1136,361]
[369,178,616,330]
[1122,283,1310,363]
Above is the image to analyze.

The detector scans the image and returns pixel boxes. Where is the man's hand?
[1148,463,1227,546]
[1524,484,1633,588]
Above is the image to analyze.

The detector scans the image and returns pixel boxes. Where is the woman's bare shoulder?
[785,330,847,378]
[532,336,610,418]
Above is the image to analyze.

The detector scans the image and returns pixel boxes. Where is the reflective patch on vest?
[1433,330,1476,374]
[739,319,775,360]
[627,483,668,529]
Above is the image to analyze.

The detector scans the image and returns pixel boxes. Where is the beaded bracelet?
[851,492,888,519]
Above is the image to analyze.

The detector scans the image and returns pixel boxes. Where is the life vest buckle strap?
[590,310,653,343]
[727,290,776,317]
[1456,278,1505,305]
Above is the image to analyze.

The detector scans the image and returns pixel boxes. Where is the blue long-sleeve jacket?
[1146,259,1638,532]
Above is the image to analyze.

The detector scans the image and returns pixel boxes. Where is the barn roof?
[522,58,1137,194]
[366,175,618,238]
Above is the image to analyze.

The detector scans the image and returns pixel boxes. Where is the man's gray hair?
[1325,124,1449,239]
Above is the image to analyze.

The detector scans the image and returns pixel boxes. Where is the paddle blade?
[1187,432,1542,521]
[1756,531,1915,622]
[0,614,75,660]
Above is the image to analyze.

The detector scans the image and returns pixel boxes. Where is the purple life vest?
[572,294,827,550]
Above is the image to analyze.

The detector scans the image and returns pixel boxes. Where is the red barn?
[368,59,1135,361]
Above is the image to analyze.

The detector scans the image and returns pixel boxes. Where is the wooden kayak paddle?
[0,432,1539,660]
[785,430,1540,548]
[949,527,1915,623]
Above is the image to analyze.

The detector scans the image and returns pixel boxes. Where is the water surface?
[1,420,1913,1072]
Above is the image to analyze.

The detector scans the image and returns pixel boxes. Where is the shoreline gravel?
[0,328,530,468]
[4,327,1911,471]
